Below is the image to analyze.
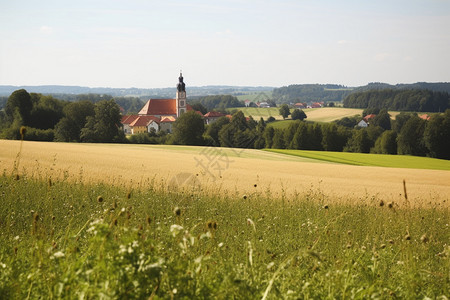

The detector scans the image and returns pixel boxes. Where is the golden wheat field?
[1,140,449,207]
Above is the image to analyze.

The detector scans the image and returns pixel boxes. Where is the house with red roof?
[204,111,226,124]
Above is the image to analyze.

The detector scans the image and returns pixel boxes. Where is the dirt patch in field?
[1,140,449,207]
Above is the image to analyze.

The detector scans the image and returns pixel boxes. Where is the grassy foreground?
[266,149,450,171]
[0,173,448,299]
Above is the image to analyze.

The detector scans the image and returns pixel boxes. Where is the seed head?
[380,244,386,249]
[173,206,181,216]
[323,205,329,209]
[254,184,257,188]
[379,200,385,207]
[19,126,26,137]
[243,195,247,200]
[404,234,411,241]
[146,216,152,225]
[126,191,132,199]
[97,196,104,203]
[388,202,394,209]
[420,234,429,243]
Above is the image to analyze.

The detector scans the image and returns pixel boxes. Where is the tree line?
[0,89,125,143]
[168,109,450,160]
[2,89,448,160]
[343,89,450,112]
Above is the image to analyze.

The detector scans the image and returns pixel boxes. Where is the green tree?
[372,130,397,154]
[172,111,205,146]
[321,123,346,151]
[271,129,285,149]
[397,115,427,156]
[5,89,33,125]
[253,118,266,149]
[204,116,230,146]
[393,112,415,134]
[80,100,125,143]
[423,110,450,159]
[263,126,275,148]
[55,101,95,142]
[344,129,371,153]
[291,121,308,149]
[291,109,307,121]
[29,95,66,130]
[279,104,290,120]
[190,102,208,115]
[372,109,391,130]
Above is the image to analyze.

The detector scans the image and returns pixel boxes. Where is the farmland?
[230,107,364,122]
[1,140,449,205]
[1,140,449,298]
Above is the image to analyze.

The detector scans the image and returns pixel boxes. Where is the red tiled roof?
[419,114,430,120]
[139,99,177,115]
[121,115,139,124]
[130,115,160,127]
[138,99,194,116]
[161,116,176,123]
[363,114,376,122]
[204,111,225,118]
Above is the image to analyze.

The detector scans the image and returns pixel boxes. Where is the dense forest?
[272,84,351,103]
[188,95,245,112]
[343,89,450,112]
[271,82,450,104]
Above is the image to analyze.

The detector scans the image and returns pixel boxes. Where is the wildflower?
[52,251,65,259]
[170,224,184,237]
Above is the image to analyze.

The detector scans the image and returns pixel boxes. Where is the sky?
[0,0,449,88]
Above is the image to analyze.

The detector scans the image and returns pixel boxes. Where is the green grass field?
[1,172,448,299]
[266,149,450,170]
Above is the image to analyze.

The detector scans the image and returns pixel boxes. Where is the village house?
[357,114,376,127]
[204,111,226,125]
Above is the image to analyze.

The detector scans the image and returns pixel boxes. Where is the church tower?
[176,72,186,117]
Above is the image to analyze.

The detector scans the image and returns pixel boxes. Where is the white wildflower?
[170,224,184,237]
[53,251,65,259]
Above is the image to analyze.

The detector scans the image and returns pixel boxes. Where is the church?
[121,73,195,134]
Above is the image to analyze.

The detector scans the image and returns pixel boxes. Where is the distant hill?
[272,82,450,103]
[0,85,274,98]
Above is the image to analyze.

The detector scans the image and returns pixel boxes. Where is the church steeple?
[176,72,186,117]
[177,71,186,92]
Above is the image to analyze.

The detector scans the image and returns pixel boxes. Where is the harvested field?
[1,140,449,207]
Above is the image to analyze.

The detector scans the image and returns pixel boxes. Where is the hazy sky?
[1,0,449,88]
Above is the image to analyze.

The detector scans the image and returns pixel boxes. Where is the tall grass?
[0,172,448,299]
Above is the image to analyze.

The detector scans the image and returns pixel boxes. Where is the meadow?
[266,149,450,170]
[0,140,449,298]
